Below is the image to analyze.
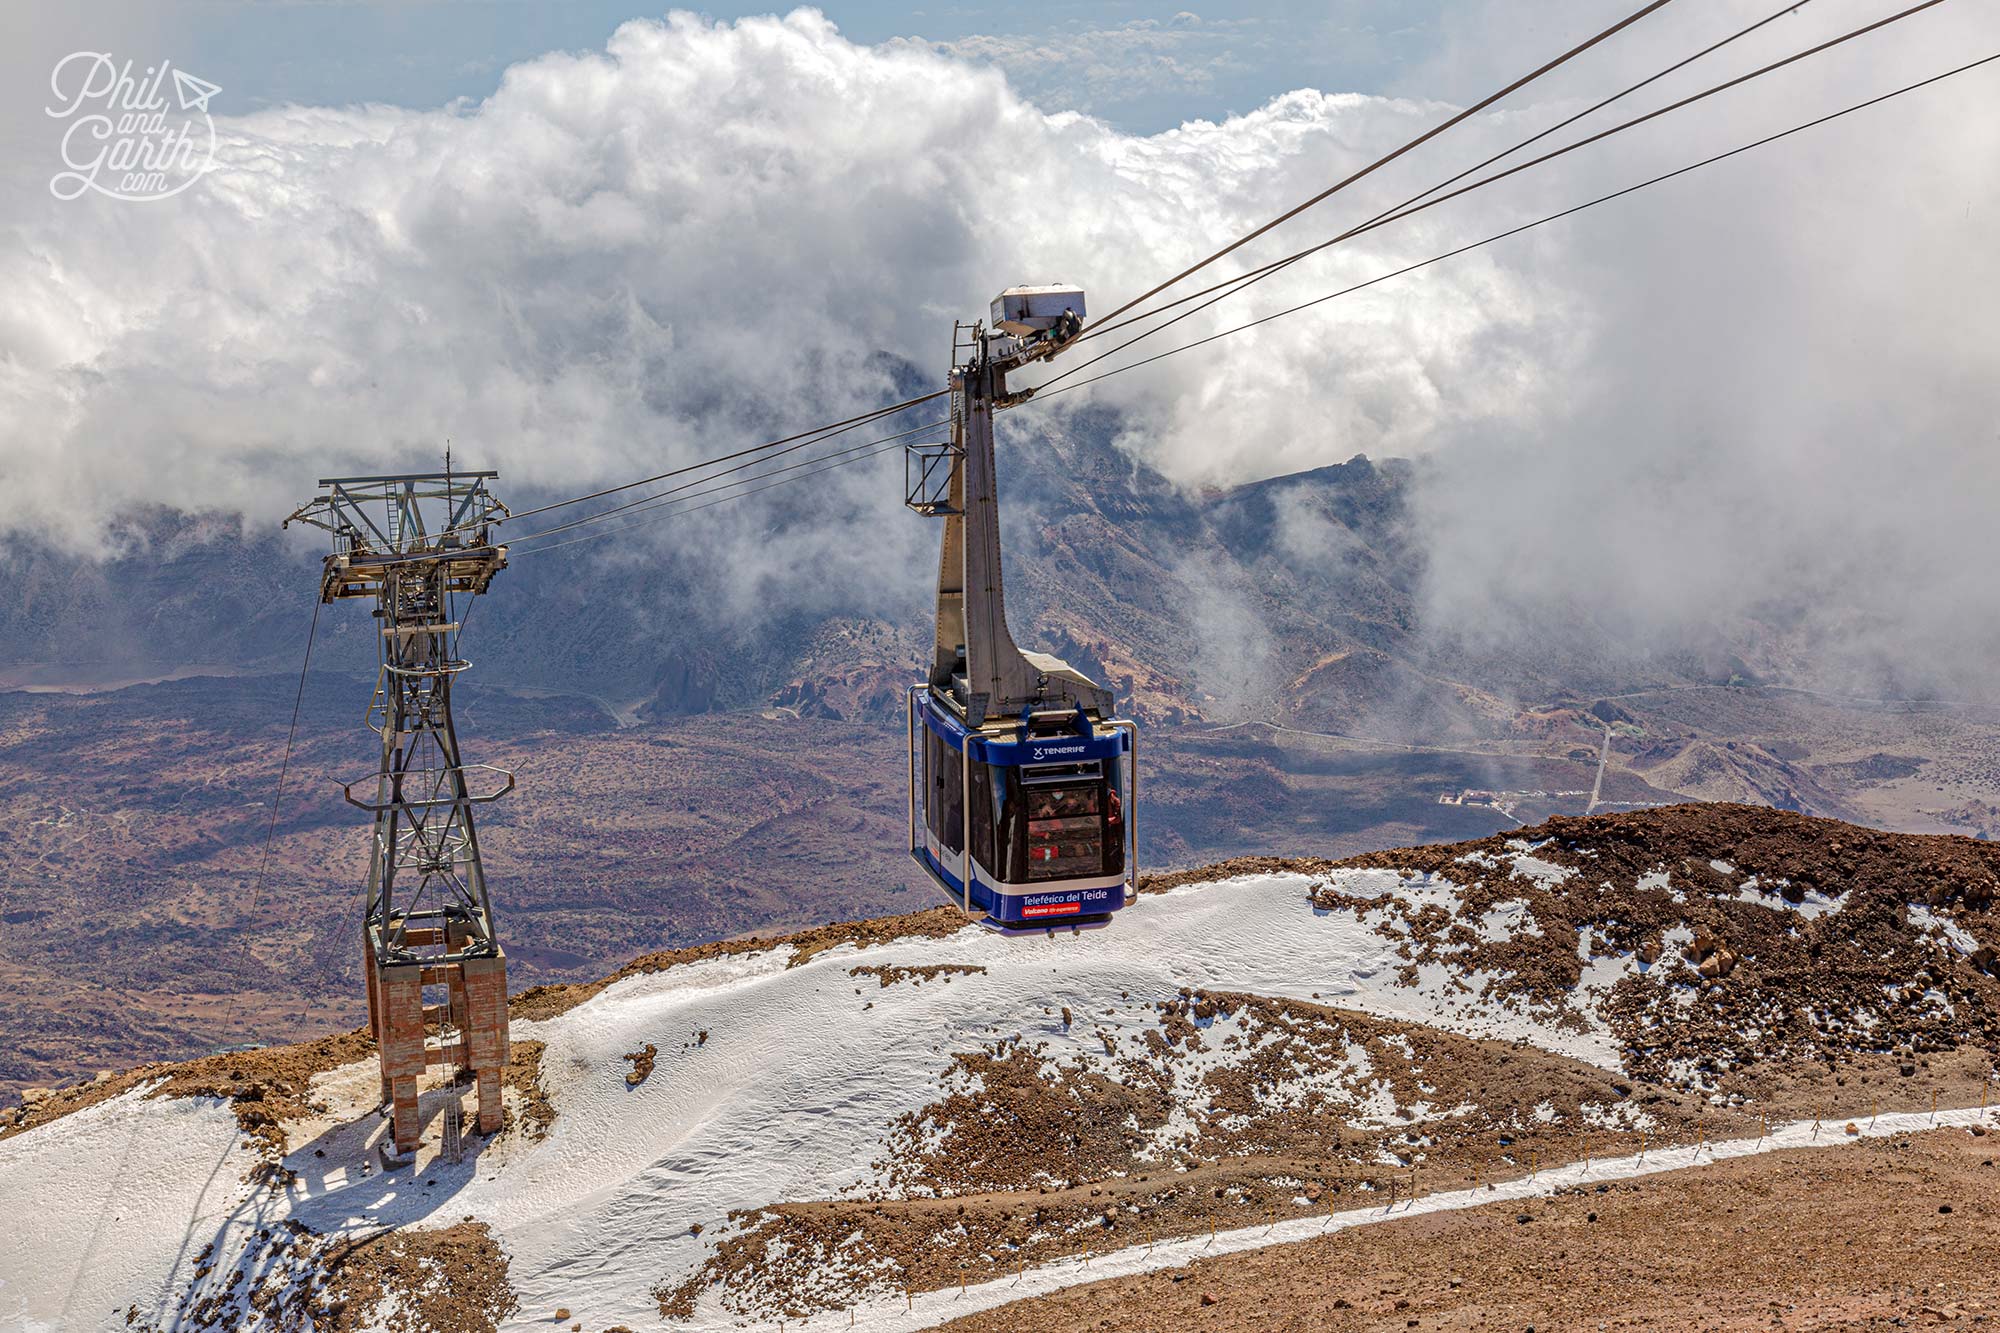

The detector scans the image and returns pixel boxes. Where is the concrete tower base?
[363,925,508,1156]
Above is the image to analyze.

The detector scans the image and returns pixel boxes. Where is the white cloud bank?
[0,5,1584,543]
[2,2,1998,693]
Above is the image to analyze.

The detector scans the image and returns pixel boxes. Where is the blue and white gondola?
[902,284,1138,930]
[907,688,1137,929]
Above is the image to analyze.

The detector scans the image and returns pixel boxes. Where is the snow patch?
[1910,905,1980,955]
[0,1087,255,1330]
[1506,856,1576,889]
[1474,899,1537,942]
[1736,879,1844,920]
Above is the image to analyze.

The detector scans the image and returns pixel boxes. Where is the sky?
[15,1,1456,132]
[3,0,1999,697]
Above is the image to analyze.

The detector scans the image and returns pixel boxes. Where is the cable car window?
[925,726,963,854]
[970,758,998,873]
[1102,754,1125,877]
[996,753,1125,882]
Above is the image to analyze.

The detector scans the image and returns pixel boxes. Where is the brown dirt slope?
[654,998,1721,1324]
[1139,854,1340,893]
[1314,804,2000,1093]
[134,1219,518,1333]
[1337,803,2000,917]
[938,1127,2000,1333]
[2,1028,559,1156]
[509,904,970,1020]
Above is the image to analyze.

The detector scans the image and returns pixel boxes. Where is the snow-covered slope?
[0,1094,255,1331]
[0,871,1608,1330]
[7,805,1998,1331]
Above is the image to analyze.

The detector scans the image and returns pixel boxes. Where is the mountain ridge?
[0,418,1784,731]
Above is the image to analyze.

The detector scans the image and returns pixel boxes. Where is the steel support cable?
[452,598,476,657]
[508,427,926,553]
[1085,0,1682,336]
[418,0,1732,542]
[1033,50,2000,404]
[245,594,321,919]
[453,388,947,534]
[1074,0,1824,349]
[492,50,1991,570]
[509,438,912,558]
[1036,0,1950,395]
[498,412,946,546]
[422,0,1676,546]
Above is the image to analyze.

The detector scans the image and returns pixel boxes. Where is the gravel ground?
[937,1127,2000,1332]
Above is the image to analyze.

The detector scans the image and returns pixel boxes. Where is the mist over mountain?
[0,400,1934,740]
[4,6,1999,704]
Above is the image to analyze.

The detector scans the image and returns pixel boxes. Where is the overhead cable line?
[500,43,2000,560]
[245,595,321,919]
[461,22,1988,565]
[510,436,916,558]
[499,415,947,546]
[1037,0,1950,394]
[465,388,946,533]
[1076,0,1824,348]
[504,42,2000,556]
[1087,0,1682,333]
[1034,48,2000,403]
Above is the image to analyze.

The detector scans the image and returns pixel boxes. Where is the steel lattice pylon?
[286,470,513,1157]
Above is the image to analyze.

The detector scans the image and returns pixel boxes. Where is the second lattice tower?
[287,470,514,1157]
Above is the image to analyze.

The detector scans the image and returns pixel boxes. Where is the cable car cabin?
[903,283,1135,930]
[908,687,1136,930]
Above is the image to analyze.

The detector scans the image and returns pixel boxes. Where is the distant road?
[1584,720,1612,816]
[1593,682,1998,712]
[1192,717,1572,764]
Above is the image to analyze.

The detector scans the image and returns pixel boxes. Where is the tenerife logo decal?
[47,54,222,202]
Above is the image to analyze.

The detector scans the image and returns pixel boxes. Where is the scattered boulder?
[623,1044,658,1087]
